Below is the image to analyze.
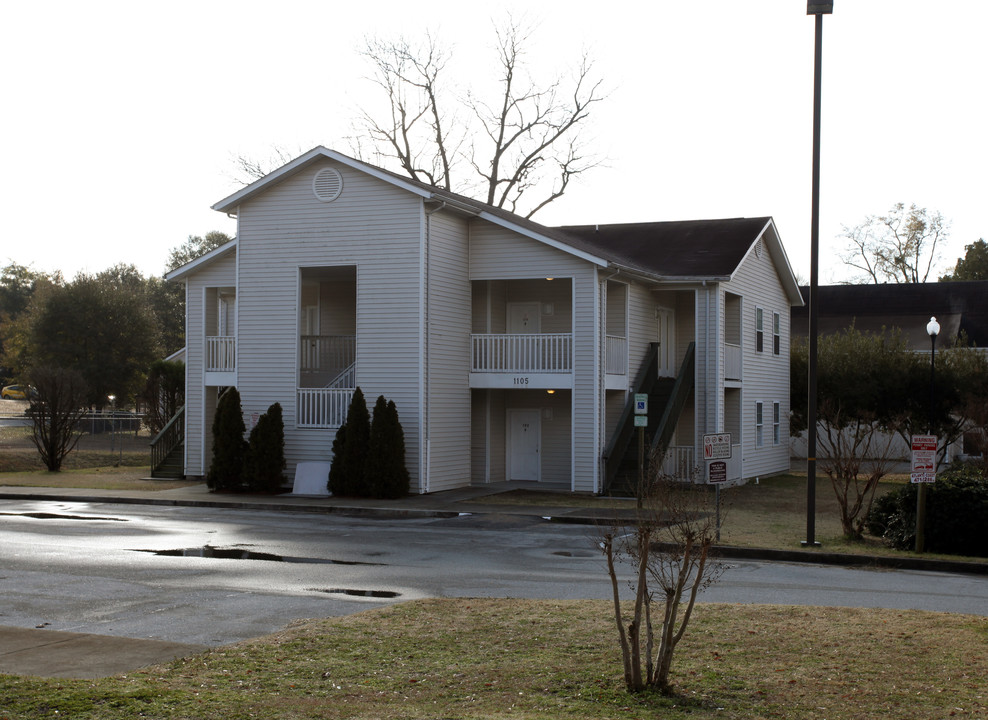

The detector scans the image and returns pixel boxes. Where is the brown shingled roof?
[556,218,773,278]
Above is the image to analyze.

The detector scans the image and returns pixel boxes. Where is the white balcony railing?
[661,446,696,481]
[300,335,355,373]
[297,388,353,429]
[725,342,742,381]
[605,335,628,375]
[206,336,236,372]
[471,333,572,373]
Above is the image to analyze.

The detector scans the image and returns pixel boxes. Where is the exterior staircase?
[150,405,185,479]
[602,342,695,496]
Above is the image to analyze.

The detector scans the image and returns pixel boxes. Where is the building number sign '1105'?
[513,377,530,385]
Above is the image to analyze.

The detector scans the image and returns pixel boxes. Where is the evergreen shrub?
[245,402,286,492]
[866,462,988,557]
[328,387,370,496]
[364,396,410,498]
[207,387,247,491]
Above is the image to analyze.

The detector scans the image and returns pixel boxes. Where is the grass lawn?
[1,598,984,719]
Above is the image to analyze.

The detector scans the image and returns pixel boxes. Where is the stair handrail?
[602,343,660,490]
[650,342,696,463]
[150,404,185,473]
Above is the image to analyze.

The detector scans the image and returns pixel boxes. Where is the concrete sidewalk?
[1,481,985,681]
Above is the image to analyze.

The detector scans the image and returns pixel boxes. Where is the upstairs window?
[755,308,764,353]
[755,401,764,447]
[773,312,781,355]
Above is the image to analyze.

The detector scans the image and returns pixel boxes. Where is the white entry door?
[507,302,541,333]
[657,307,677,378]
[507,302,541,370]
[508,409,541,481]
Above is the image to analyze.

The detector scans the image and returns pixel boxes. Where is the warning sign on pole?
[702,433,732,460]
[910,434,938,484]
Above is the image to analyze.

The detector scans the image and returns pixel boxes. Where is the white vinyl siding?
[627,283,658,380]
[425,210,471,493]
[182,250,237,477]
[234,159,423,487]
[470,224,599,492]
[722,231,792,478]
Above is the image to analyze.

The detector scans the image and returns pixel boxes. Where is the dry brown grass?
[1,599,984,719]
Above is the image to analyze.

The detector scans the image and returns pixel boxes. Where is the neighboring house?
[790,281,988,461]
[791,281,988,350]
[161,147,802,494]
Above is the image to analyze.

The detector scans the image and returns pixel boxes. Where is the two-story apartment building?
[163,147,802,494]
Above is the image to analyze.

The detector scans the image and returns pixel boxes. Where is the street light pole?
[916,317,939,553]
[803,0,832,547]
[107,394,116,458]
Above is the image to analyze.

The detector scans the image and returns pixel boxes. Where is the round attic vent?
[312,168,343,202]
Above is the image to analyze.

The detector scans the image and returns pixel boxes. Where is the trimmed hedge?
[866,462,988,557]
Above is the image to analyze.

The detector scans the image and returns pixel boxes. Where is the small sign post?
[703,434,733,542]
[634,394,648,506]
[910,434,937,484]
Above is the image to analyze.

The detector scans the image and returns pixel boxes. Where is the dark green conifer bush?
[245,402,286,493]
[328,387,370,496]
[364,396,410,499]
[207,387,246,491]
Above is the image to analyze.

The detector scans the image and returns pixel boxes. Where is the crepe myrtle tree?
[597,457,724,695]
[27,366,89,472]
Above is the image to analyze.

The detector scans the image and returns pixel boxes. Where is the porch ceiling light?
[546,389,555,395]
[545,276,554,281]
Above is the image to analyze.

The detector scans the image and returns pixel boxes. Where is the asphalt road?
[1,500,985,647]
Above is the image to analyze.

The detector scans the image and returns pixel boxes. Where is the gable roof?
[210,146,802,302]
[165,238,237,281]
[791,281,988,349]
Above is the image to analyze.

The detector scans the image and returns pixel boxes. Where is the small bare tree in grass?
[28,366,88,471]
[598,465,724,695]
[818,408,899,540]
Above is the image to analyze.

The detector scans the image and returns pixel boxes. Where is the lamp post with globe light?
[916,317,940,553]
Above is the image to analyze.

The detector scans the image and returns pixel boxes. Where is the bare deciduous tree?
[839,203,948,284]
[598,466,724,695]
[355,18,605,218]
[28,366,88,472]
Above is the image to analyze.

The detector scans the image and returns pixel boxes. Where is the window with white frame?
[755,401,764,447]
[755,307,764,353]
[773,312,781,355]
[773,402,781,444]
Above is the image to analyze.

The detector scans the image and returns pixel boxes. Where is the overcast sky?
[2,0,985,285]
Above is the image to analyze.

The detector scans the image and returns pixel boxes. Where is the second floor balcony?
[470,333,573,389]
[205,335,237,386]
